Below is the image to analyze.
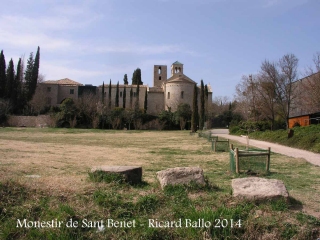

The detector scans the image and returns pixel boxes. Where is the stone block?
[156,167,205,189]
[91,166,142,184]
[232,177,288,201]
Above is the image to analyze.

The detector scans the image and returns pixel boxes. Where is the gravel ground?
[210,129,320,167]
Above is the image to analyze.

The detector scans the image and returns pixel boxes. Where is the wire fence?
[230,146,270,174]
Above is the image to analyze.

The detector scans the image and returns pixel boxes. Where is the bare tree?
[234,74,261,121]
[259,54,299,129]
[29,84,49,115]
[299,52,320,113]
[277,54,299,129]
[75,93,100,127]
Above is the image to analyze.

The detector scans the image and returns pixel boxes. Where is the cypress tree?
[132,68,143,85]
[115,81,119,107]
[130,88,133,108]
[123,86,126,108]
[204,84,209,123]
[0,50,7,98]
[25,52,34,101]
[31,46,40,97]
[15,58,22,113]
[191,84,199,132]
[123,74,128,85]
[102,81,105,104]
[108,79,112,108]
[6,59,14,101]
[135,81,140,109]
[199,80,205,130]
[144,88,148,113]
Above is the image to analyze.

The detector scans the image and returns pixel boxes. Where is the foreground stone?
[156,167,205,189]
[91,166,142,184]
[232,177,288,201]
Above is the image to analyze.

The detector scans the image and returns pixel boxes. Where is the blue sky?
[0,0,319,100]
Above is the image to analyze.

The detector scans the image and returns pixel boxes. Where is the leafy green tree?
[132,68,143,85]
[108,79,112,108]
[199,80,205,130]
[159,108,175,130]
[58,98,77,127]
[191,84,199,132]
[115,81,119,107]
[110,107,124,129]
[175,103,192,130]
[0,50,6,99]
[144,88,147,113]
[123,86,126,108]
[123,74,128,85]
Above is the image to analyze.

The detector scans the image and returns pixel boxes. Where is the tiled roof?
[172,61,183,65]
[43,78,83,86]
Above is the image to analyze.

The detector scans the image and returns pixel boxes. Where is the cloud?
[261,0,308,8]
[90,44,195,55]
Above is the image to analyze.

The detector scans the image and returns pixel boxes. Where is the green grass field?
[0,128,319,239]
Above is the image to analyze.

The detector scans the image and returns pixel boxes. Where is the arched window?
[159,76,161,80]
[181,91,184,99]
[167,92,170,99]
[158,66,161,74]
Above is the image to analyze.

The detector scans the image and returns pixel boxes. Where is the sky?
[0,0,319,100]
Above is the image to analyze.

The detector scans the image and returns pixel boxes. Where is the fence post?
[266,147,271,172]
[235,148,239,174]
[230,143,234,150]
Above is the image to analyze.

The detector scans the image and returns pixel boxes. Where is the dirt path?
[210,129,320,167]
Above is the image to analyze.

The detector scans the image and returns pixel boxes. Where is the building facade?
[41,61,212,115]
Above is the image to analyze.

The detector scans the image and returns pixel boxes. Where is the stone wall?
[147,91,164,115]
[8,115,54,127]
[165,82,194,112]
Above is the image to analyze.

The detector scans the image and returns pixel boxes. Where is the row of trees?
[234,53,320,130]
[0,47,40,117]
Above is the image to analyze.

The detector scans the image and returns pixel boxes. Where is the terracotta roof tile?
[43,78,83,86]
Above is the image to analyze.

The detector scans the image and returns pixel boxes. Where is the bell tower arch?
[171,61,184,76]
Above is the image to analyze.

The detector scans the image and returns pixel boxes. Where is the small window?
[167,92,170,99]
[47,87,51,92]
[158,66,161,74]
[70,89,74,94]
[120,91,122,97]
[159,76,161,80]
[181,91,184,99]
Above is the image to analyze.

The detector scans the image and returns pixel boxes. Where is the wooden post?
[230,143,234,150]
[266,147,271,172]
[235,148,239,174]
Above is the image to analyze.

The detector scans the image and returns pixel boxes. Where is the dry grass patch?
[0,128,320,239]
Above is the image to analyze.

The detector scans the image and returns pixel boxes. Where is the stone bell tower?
[153,65,167,87]
[171,61,184,76]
